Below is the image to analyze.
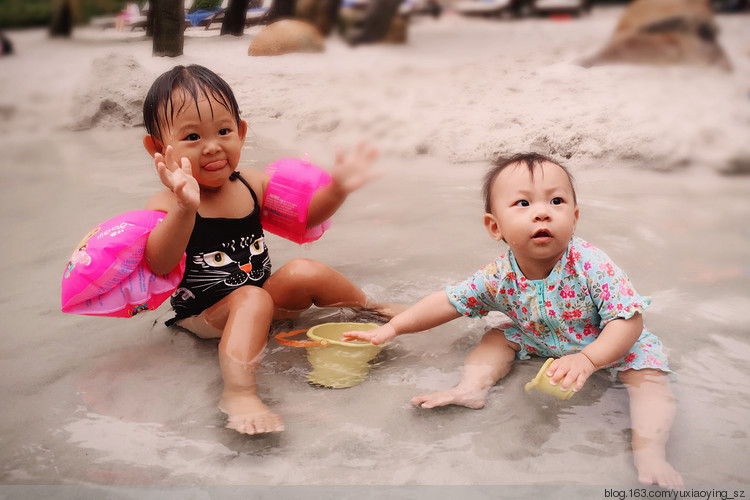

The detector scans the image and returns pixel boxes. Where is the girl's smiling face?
[484,161,579,279]
[153,90,247,189]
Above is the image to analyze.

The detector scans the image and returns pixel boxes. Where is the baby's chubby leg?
[412,328,519,409]
[192,286,284,435]
[263,258,404,319]
[619,369,682,489]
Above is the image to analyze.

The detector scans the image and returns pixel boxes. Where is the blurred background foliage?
[190,0,222,11]
[0,0,641,30]
[0,0,143,28]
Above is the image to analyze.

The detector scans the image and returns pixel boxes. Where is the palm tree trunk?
[152,0,185,57]
[264,0,297,24]
[221,0,252,36]
[50,0,76,37]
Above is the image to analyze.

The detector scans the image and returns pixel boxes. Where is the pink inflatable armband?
[61,210,185,318]
[261,158,332,244]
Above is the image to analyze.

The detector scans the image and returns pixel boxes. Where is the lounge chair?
[90,1,148,30]
[454,0,534,17]
[198,0,269,30]
[244,6,270,27]
[128,2,150,30]
[454,0,512,16]
[533,0,590,16]
[186,7,224,28]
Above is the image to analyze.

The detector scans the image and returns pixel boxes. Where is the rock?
[248,20,325,57]
[71,54,153,130]
[580,0,732,70]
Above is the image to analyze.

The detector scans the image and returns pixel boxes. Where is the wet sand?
[1,6,749,494]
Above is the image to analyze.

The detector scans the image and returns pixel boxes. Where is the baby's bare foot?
[412,388,489,410]
[219,388,284,435]
[634,454,684,490]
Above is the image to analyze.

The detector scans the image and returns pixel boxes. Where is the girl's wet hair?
[482,152,577,213]
[143,64,241,142]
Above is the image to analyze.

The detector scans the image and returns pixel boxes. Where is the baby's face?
[486,161,578,278]
[156,91,246,189]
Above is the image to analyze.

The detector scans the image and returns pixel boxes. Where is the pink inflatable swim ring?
[261,158,332,244]
[61,210,186,318]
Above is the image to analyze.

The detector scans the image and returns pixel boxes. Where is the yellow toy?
[276,322,381,388]
[524,358,576,400]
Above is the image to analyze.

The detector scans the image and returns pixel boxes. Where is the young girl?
[344,153,683,489]
[143,64,395,436]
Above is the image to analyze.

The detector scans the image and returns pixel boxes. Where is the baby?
[345,153,682,489]
[143,64,396,436]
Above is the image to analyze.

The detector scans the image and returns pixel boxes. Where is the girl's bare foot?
[411,387,490,410]
[634,452,684,490]
[219,387,284,435]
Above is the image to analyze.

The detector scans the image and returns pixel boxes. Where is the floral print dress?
[447,237,670,378]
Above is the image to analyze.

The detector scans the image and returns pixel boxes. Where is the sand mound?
[71,53,154,130]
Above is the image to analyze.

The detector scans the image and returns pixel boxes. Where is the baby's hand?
[330,141,381,195]
[546,353,596,392]
[343,323,396,346]
[154,146,200,212]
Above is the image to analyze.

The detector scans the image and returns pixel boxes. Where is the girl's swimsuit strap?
[230,171,259,205]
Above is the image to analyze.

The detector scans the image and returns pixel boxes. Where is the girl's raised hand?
[154,145,200,212]
[343,323,397,346]
[330,141,381,194]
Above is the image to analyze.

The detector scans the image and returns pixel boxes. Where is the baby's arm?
[306,142,380,227]
[145,146,200,275]
[344,291,462,345]
[546,312,644,392]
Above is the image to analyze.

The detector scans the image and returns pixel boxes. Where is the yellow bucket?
[524,358,576,400]
[276,322,381,388]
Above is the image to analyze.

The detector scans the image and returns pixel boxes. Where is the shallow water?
[1,10,750,493]
[2,122,749,489]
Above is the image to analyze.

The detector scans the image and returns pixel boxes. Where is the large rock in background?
[248,19,325,56]
[71,54,153,130]
[580,0,732,70]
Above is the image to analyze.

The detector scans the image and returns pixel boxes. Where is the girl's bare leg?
[263,258,404,319]
[182,286,284,435]
[619,369,683,489]
[412,329,519,409]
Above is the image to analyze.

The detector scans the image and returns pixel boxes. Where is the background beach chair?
[453,0,534,17]
[245,0,271,27]
[91,1,148,30]
[193,0,228,29]
[533,0,591,17]
[187,0,228,29]
[127,2,150,30]
[198,0,269,30]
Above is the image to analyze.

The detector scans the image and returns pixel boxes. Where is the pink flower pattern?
[447,237,670,374]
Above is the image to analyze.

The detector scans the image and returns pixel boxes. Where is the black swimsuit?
[167,172,272,324]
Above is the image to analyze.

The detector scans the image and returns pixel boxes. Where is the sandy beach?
[1,5,749,496]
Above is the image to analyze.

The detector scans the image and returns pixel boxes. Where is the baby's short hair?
[143,64,242,142]
[482,152,577,213]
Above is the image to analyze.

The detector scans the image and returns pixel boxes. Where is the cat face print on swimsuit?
[183,234,271,294]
